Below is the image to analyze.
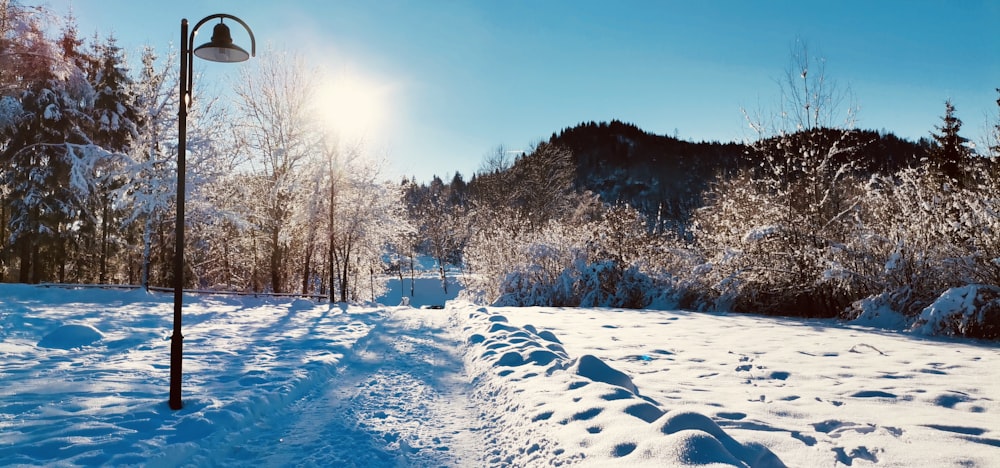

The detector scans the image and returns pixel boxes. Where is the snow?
[1,282,998,466]
[37,323,104,349]
[912,285,1000,338]
[743,225,781,243]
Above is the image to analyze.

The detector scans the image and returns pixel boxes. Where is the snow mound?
[846,292,910,330]
[568,354,638,394]
[37,323,104,349]
[459,305,785,466]
[912,285,1000,339]
[655,411,785,467]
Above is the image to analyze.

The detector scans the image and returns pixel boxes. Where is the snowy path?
[209,308,485,467]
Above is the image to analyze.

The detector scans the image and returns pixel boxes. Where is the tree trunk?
[17,236,30,283]
[339,247,350,303]
[438,259,447,294]
[100,197,109,284]
[397,263,404,304]
[57,234,65,283]
[270,229,281,293]
[141,217,152,290]
[301,243,313,295]
[344,258,353,302]
[328,242,336,302]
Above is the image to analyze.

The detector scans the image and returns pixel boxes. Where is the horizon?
[42,0,1000,182]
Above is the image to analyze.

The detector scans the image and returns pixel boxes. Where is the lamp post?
[171,14,255,411]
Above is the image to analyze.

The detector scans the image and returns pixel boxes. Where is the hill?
[546,120,930,233]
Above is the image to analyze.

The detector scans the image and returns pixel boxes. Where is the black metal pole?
[169,18,189,411]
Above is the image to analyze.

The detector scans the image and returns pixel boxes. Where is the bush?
[912,285,1000,340]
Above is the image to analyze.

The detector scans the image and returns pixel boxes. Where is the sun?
[313,67,395,144]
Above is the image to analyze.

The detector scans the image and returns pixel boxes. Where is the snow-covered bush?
[692,158,862,317]
[842,290,912,330]
[912,285,1000,340]
[466,208,582,305]
[859,169,965,308]
[838,166,1000,324]
[468,204,685,309]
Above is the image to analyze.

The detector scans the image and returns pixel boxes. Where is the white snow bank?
[848,285,1000,340]
[846,292,911,330]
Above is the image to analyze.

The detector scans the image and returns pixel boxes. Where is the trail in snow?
[212,308,485,467]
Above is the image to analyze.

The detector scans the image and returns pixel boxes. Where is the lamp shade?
[193,22,250,63]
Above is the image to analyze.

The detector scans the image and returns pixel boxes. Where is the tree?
[468,142,575,232]
[779,38,855,132]
[416,177,467,294]
[702,39,864,316]
[82,34,138,283]
[117,45,177,288]
[233,49,320,293]
[0,8,110,283]
[509,142,576,230]
[325,155,409,302]
[929,99,971,183]
[0,1,63,96]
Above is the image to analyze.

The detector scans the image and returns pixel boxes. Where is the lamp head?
[193,21,250,63]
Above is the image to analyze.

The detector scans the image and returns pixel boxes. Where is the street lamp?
[171,13,255,411]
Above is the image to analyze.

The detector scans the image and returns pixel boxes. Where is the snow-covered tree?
[0,7,112,283]
[414,175,468,294]
[232,49,320,293]
[700,40,863,316]
[78,34,138,283]
[117,45,177,288]
[0,1,63,96]
[324,153,410,302]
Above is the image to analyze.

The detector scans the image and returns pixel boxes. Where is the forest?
[1,3,999,338]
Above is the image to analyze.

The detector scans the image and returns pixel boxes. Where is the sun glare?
[314,68,395,144]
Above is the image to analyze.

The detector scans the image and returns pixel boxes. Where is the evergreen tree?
[0,9,125,283]
[929,99,971,183]
[85,34,138,282]
[2,77,94,282]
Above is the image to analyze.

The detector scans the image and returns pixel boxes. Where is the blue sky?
[43,0,1000,182]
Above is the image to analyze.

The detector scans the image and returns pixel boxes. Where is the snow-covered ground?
[1,282,998,466]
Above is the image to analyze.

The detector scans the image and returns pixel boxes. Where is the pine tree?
[929,99,971,183]
[0,7,90,283]
[2,77,93,282]
[85,34,138,283]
